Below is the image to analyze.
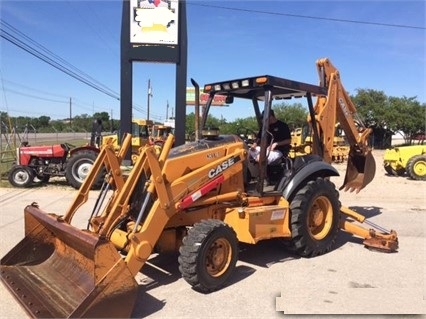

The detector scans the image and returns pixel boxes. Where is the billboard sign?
[130,0,179,45]
[186,88,227,106]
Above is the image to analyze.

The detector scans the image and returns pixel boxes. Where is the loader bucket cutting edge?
[0,205,138,318]
[341,149,376,193]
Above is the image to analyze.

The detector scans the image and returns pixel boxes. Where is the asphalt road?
[0,150,425,318]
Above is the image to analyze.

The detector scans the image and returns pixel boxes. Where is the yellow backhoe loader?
[289,124,349,163]
[0,58,398,318]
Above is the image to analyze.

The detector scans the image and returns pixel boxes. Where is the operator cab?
[200,75,327,196]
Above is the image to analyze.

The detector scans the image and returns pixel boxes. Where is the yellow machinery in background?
[150,124,174,145]
[102,119,154,152]
[102,118,163,161]
[383,144,426,180]
[290,124,349,163]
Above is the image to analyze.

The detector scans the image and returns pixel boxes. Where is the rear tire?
[178,219,238,293]
[8,165,34,187]
[65,151,103,189]
[384,164,405,176]
[289,178,340,257]
[407,155,426,181]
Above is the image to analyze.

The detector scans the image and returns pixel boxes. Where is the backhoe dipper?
[0,58,398,318]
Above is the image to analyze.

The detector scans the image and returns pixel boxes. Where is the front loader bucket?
[0,204,138,318]
[341,148,376,193]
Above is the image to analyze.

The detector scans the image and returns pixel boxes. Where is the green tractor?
[383,144,426,180]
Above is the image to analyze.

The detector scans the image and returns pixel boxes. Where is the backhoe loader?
[0,58,398,318]
[289,124,349,163]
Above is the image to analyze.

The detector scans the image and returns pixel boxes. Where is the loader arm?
[122,145,247,275]
[311,58,376,192]
[63,134,132,223]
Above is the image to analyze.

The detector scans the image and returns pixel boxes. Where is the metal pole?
[120,0,132,165]
[147,79,151,120]
[69,97,72,128]
[174,0,187,146]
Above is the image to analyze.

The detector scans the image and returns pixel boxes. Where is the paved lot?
[0,150,425,318]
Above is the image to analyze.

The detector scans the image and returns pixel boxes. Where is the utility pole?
[110,109,114,132]
[69,97,72,128]
[147,79,153,120]
[166,100,169,120]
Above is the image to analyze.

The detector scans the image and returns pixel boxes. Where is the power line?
[0,19,121,100]
[2,79,71,100]
[2,87,69,104]
[66,0,119,59]
[189,3,425,30]
[2,79,116,116]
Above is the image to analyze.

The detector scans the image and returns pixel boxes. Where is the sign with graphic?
[186,88,227,106]
[130,0,179,45]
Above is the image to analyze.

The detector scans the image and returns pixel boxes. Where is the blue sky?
[1,0,424,123]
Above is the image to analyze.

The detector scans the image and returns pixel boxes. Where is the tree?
[352,89,425,146]
[273,102,309,130]
[221,117,257,136]
[0,112,11,132]
[351,89,388,128]
[386,97,425,143]
[71,114,92,132]
[38,116,51,128]
[185,112,196,138]
[93,111,110,132]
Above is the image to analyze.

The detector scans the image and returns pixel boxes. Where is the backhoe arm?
[312,58,376,193]
[315,58,372,154]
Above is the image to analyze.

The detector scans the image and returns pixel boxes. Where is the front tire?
[178,219,238,293]
[407,155,426,181]
[8,166,34,187]
[289,178,340,257]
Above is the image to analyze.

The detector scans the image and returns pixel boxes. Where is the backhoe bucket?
[341,148,376,193]
[0,204,138,318]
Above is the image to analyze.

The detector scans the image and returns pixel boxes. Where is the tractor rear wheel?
[65,151,103,189]
[289,177,340,257]
[384,164,405,176]
[8,165,34,188]
[407,155,426,181]
[178,219,238,293]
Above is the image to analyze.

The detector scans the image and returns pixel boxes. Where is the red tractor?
[8,142,103,189]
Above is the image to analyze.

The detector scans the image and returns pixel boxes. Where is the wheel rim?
[14,169,31,185]
[308,195,333,240]
[73,161,93,181]
[205,238,232,278]
[413,159,426,177]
